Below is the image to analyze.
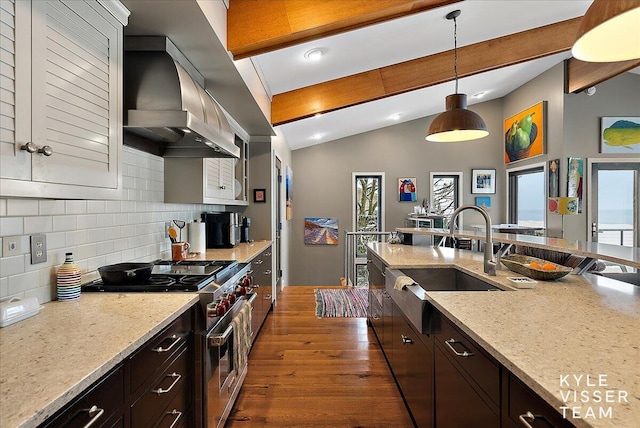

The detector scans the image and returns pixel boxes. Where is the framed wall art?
[471,169,495,194]
[504,101,546,163]
[567,158,584,213]
[254,188,266,203]
[548,158,560,198]
[600,117,640,154]
[398,177,417,201]
[285,166,293,219]
[475,196,491,210]
[304,217,338,245]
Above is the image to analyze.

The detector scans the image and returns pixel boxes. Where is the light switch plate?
[2,236,22,257]
[30,234,47,264]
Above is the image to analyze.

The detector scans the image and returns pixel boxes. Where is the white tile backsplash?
[0,147,220,303]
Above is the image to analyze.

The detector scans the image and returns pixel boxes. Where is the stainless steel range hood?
[124,37,239,158]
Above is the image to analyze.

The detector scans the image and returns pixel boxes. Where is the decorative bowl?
[500,254,572,281]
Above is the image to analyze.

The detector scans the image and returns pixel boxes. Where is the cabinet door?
[205,158,235,200]
[435,343,500,428]
[393,309,434,428]
[0,0,32,180]
[30,0,120,188]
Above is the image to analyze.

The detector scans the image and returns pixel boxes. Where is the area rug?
[314,288,368,318]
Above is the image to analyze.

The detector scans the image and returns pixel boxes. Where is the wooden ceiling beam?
[272,18,583,126]
[227,0,462,59]
[565,57,640,93]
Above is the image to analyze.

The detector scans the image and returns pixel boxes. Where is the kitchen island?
[0,293,198,428]
[368,242,639,428]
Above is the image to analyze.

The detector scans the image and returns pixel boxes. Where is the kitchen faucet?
[449,205,496,276]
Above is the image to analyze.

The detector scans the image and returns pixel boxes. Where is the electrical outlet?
[2,236,22,257]
[30,234,47,264]
[165,222,171,238]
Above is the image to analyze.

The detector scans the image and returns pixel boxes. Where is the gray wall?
[562,72,640,241]
[290,98,507,286]
[289,63,640,286]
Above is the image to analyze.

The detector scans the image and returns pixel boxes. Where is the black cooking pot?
[98,262,154,285]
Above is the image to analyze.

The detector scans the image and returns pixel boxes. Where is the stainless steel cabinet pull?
[251,284,260,289]
[82,405,104,428]
[264,270,271,275]
[247,269,254,275]
[401,335,413,345]
[253,259,264,265]
[264,252,271,256]
[264,294,271,299]
[21,142,37,153]
[152,372,181,395]
[444,338,474,357]
[518,411,535,428]
[166,409,182,428]
[152,334,181,353]
[38,145,53,156]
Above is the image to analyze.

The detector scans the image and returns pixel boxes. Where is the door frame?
[587,157,639,245]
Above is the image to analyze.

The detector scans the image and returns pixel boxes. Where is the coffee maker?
[202,212,239,248]
[240,217,251,243]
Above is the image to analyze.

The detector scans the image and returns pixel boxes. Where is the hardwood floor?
[227,286,414,428]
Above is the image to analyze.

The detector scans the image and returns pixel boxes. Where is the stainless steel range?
[82,259,255,428]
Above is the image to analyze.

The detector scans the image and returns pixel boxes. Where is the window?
[352,173,385,287]
[507,163,545,227]
[430,172,462,228]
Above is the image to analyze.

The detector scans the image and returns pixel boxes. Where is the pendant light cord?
[453,15,458,94]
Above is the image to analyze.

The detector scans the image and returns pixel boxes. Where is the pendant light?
[426,10,488,142]
[572,0,640,62]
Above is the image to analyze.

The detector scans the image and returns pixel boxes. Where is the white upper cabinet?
[205,158,235,201]
[0,0,127,199]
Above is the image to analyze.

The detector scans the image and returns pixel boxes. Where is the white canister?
[188,220,206,254]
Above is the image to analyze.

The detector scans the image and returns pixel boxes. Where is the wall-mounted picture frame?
[567,158,584,213]
[471,169,496,194]
[398,177,417,201]
[504,101,546,163]
[600,117,640,154]
[285,166,293,219]
[304,217,338,245]
[475,196,491,210]
[254,188,266,203]
[548,158,560,198]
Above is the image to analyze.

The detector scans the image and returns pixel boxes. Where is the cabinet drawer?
[131,346,191,428]
[129,310,192,394]
[152,382,192,428]
[43,365,124,428]
[435,315,500,406]
[508,375,575,428]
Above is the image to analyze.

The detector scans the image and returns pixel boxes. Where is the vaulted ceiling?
[227,0,639,149]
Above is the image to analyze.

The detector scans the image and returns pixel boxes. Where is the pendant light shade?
[426,10,488,143]
[572,0,640,62]
[426,94,488,142]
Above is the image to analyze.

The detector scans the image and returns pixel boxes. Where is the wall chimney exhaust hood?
[123,37,239,158]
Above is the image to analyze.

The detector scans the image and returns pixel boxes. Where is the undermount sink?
[399,268,504,292]
[385,267,504,334]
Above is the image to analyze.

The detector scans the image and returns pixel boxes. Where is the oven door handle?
[207,295,255,347]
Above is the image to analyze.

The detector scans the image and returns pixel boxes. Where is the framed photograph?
[398,177,417,201]
[253,188,266,203]
[471,169,496,194]
[285,166,293,219]
[475,196,491,210]
[504,101,546,163]
[600,117,640,154]
[304,217,338,245]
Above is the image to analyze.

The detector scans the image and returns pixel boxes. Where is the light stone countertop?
[368,242,640,428]
[0,293,199,428]
[396,227,640,268]
[193,240,272,263]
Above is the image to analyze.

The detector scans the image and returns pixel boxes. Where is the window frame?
[505,161,547,227]
[429,171,463,227]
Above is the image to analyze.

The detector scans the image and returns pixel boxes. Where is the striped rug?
[314,288,368,318]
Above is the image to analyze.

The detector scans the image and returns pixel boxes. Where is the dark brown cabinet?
[39,306,195,428]
[42,364,124,428]
[250,245,273,342]
[504,373,576,428]
[433,312,500,428]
